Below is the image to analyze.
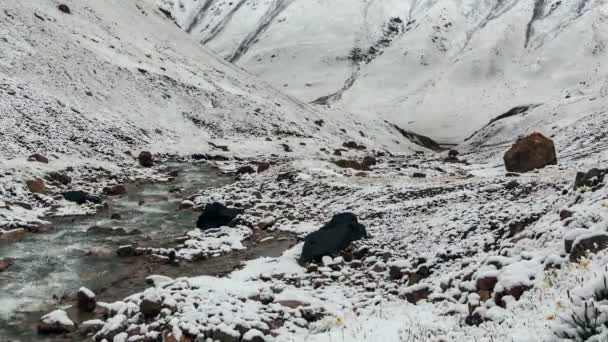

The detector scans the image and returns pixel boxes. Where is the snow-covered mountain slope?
[167,0,608,143]
[0,0,429,163]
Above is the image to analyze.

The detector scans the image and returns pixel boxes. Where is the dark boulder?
[299,213,367,264]
[236,166,255,176]
[46,171,72,185]
[138,151,154,167]
[103,184,127,196]
[503,133,557,173]
[77,287,96,312]
[361,156,377,168]
[570,233,608,262]
[574,168,608,190]
[63,191,101,205]
[196,203,243,230]
[57,4,71,14]
[257,162,271,173]
[28,153,49,164]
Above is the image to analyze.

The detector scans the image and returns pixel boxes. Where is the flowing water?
[0,163,295,341]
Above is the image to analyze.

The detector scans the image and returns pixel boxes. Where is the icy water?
[0,163,295,341]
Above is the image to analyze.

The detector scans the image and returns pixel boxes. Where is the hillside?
[167,0,608,143]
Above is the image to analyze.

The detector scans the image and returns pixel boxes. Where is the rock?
[448,149,459,157]
[242,329,265,342]
[402,284,432,304]
[0,258,10,272]
[495,285,531,307]
[333,160,368,171]
[196,202,243,230]
[140,296,162,318]
[476,276,498,291]
[574,168,608,190]
[257,216,276,230]
[12,201,33,210]
[26,179,47,194]
[38,310,76,334]
[559,209,574,221]
[77,287,96,312]
[389,266,405,280]
[361,156,377,168]
[28,153,49,163]
[102,184,126,196]
[179,200,195,210]
[504,180,519,190]
[299,213,367,264]
[63,191,102,205]
[57,4,71,14]
[333,149,342,156]
[412,172,426,178]
[236,165,256,176]
[257,162,271,173]
[87,226,128,236]
[78,319,104,336]
[117,245,136,257]
[46,171,72,185]
[145,275,173,286]
[570,233,608,262]
[138,151,154,167]
[111,213,122,220]
[342,141,366,150]
[0,228,26,241]
[503,133,557,173]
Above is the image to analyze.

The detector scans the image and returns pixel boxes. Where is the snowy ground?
[167,0,608,143]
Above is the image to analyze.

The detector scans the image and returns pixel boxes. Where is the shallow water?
[0,163,238,341]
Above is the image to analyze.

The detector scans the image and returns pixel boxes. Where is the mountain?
[165,0,608,143]
[0,0,432,163]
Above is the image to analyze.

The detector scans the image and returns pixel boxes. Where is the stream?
[0,163,296,341]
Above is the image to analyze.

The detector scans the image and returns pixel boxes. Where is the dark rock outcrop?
[236,165,255,176]
[196,203,243,230]
[138,151,154,167]
[503,133,557,173]
[574,168,608,190]
[28,153,49,163]
[570,233,608,262]
[299,213,367,264]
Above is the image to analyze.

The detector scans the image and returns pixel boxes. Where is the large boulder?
[196,203,243,230]
[77,287,97,312]
[26,179,47,194]
[299,213,367,264]
[503,133,557,173]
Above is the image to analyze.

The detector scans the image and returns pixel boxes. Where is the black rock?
[236,165,255,176]
[46,171,72,185]
[63,191,101,205]
[196,203,243,230]
[299,213,367,264]
[57,4,71,14]
[138,151,154,168]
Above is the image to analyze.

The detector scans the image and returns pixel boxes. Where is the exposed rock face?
[299,213,367,264]
[503,133,557,173]
[196,202,243,230]
[236,165,256,176]
[138,151,154,167]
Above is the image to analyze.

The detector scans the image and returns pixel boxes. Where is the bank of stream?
[0,163,297,341]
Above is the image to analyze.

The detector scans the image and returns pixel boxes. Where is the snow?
[79,287,96,299]
[40,309,75,327]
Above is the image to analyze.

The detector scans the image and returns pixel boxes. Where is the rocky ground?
[13,134,608,342]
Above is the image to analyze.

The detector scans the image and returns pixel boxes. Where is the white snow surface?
[168,0,608,143]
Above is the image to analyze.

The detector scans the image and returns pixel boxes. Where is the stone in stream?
[503,132,557,173]
[140,290,162,318]
[102,184,127,196]
[77,287,97,312]
[196,202,243,230]
[63,191,102,205]
[0,228,26,241]
[38,309,76,334]
[299,213,367,264]
[0,258,10,272]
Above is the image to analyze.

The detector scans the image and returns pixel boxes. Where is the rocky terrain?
[2,1,608,342]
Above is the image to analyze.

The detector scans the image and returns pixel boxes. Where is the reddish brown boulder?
[26,179,47,194]
[503,133,557,173]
